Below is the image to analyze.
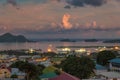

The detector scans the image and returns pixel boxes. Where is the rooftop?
[49,72,80,80]
[109,58,120,64]
[99,71,120,78]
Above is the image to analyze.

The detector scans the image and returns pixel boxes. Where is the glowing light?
[114,46,119,50]
[57,48,71,54]
[75,48,86,53]
[98,47,107,51]
[47,48,52,52]
[62,48,71,51]
[35,57,48,62]
[29,48,34,53]
[87,51,91,55]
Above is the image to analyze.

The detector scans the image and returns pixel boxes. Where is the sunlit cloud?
[62,13,72,29]
[0,0,120,38]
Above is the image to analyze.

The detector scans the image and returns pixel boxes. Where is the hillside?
[0,33,31,42]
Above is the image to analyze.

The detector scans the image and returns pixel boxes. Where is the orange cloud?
[62,13,72,29]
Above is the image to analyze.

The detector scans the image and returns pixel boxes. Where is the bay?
[0,41,119,52]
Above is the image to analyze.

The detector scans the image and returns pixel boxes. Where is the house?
[94,64,107,75]
[0,64,11,78]
[98,71,120,80]
[49,72,80,80]
[11,68,26,79]
[109,58,120,72]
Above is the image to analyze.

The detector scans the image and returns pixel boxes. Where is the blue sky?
[0,0,120,39]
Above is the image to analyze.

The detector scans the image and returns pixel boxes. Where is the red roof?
[0,64,11,72]
[48,72,80,80]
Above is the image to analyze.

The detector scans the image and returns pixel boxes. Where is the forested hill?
[0,33,31,42]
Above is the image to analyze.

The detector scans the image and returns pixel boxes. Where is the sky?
[0,0,120,39]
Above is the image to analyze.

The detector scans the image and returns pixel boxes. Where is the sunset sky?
[0,0,120,39]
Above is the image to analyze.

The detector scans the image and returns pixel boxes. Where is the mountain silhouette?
[0,33,31,42]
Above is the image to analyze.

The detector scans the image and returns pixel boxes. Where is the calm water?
[0,41,120,52]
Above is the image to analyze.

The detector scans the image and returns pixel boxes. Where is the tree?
[60,56,95,79]
[11,74,18,80]
[10,61,44,80]
[10,61,25,68]
[37,64,45,75]
[97,50,116,66]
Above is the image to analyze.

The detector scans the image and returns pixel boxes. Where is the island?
[103,39,120,43]
[0,33,31,42]
[60,39,76,42]
[84,39,98,42]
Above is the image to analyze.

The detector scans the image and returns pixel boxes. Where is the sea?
[0,41,120,52]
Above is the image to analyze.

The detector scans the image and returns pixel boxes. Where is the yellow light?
[29,48,34,53]
[47,48,52,52]
[87,51,91,55]
[75,48,86,52]
[115,46,119,50]
[62,48,71,51]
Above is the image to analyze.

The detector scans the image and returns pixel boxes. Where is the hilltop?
[0,33,31,42]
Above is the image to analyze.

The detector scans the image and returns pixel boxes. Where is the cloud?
[7,0,17,6]
[66,0,107,7]
[62,13,72,29]
[64,5,71,9]
[6,0,20,9]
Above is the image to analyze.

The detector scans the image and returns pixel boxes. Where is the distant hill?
[0,33,31,42]
[60,39,76,42]
[84,39,98,42]
[103,39,120,43]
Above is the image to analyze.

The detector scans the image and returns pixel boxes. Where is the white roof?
[11,68,25,76]
[99,71,120,78]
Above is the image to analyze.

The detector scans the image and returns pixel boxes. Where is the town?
[0,45,120,80]
[0,0,120,80]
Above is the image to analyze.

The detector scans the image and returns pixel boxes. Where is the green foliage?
[19,62,39,80]
[37,64,45,75]
[60,56,95,79]
[11,74,18,78]
[10,61,25,68]
[43,66,56,73]
[43,66,61,75]
[97,50,116,66]
[53,63,61,69]
[10,61,45,80]
[89,52,98,59]
[54,69,61,75]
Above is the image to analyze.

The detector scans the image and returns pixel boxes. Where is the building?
[109,58,120,72]
[49,72,80,80]
[11,68,26,79]
[0,64,11,78]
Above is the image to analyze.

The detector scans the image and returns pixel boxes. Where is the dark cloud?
[7,0,17,6]
[6,0,20,9]
[66,0,107,7]
[64,5,71,9]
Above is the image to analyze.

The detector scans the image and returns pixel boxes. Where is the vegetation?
[60,56,95,79]
[37,64,45,75]
[89,52,98,59]
[10,61,45,80]
[43,66,56,73]
[11,74,18,78]
[43,66,61,75]
[97,50,117,66]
